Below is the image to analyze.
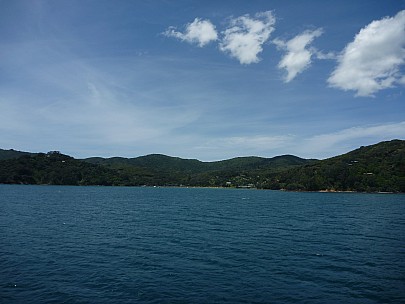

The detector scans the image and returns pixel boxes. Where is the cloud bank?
[328,10,405,96]
[274,29,323,82]
[219,11,276,64]
[164,18,218,47]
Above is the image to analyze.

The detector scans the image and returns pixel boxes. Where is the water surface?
[1,185,404,303]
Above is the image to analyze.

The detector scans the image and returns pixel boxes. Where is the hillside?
[0,152,119,186]
[0,140,404,192]
[84,154,310,174]
[83,154,311,187]
[0,149,35,160]
[85,154,207,174]
[0,150,310,187]
[263,140,405,192]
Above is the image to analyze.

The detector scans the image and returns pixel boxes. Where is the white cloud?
[328,10,405,97]
[164,18,218,47]
[315,50,337,60]
[274,29,323,82]
[219,11,276,64]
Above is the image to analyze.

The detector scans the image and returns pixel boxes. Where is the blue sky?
[1,0,405,161]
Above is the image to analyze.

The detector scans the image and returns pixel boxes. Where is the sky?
[1,0,405,161]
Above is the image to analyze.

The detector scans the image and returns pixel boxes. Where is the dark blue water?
[1,185,404,303]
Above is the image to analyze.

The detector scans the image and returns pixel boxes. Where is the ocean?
[1,185,404,303]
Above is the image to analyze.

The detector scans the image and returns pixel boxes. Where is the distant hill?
[83,154,311,187]
[0,150,310,187]
[0,149,35,160]
[84,154,310,174]
[85,154,207,173]
[0,140,404,192]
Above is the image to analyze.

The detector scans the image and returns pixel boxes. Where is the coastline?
[0,183,402,194]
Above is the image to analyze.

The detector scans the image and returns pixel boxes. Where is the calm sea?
[1,185,404,303]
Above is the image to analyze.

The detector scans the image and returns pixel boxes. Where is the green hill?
[83,154,311,187]
[0,140,404,192]
[85,154,206,173]
[0,151,119,186]
[263,140,405,192]
[0,149,35,160]
[84,154,309,173]
[0,150,311,187]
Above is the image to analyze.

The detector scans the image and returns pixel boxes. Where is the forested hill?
[263,139,405,192]
[0,140,404,192]
[84,154,310,174]
[0,148,35,160]
[81,154,311,187]
[0,150,310,187]
[0,152,120,186]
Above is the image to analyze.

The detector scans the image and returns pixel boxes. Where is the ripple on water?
[1,185,404,303]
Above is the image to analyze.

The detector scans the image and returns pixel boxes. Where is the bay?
[1,185,404,303]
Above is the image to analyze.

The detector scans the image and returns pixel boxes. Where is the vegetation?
[0,140,404,192]
[0,151,119,186]
[263,140,405,193]
[83,154,311,187]
[0,148,35,160]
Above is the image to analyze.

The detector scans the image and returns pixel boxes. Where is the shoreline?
[0,183,402,194]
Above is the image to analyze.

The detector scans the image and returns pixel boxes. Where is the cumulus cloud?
[274,29,323,82]
[164,11,276,65]
[219,11,276,64]
[164,18,218,47]
[328,10,405,97]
